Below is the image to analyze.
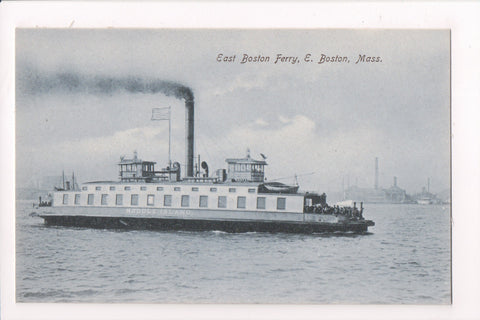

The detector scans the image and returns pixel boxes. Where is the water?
[16,201,451,304]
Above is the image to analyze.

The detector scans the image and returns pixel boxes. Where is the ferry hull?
[40,215,374,234]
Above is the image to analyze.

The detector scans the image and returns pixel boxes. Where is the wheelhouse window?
[147,194,155,206]
[256,197,266,209]
[164,195,172,207]
[199,195,208,208]
[277,197,286,210]
[181,195,190,207]
[218,196,227,208]
[101,194,108,205]
[62,194,68,205]
[131,194,139,206]
[237,196,246,209]
[116,194,123,205]
[87,194,94,205]
[74,194,81,205]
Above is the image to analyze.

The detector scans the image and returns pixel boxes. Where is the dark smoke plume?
[18,66,197,176]
[18,67,194,102]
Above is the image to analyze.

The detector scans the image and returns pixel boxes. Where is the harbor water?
[16,201,451,304]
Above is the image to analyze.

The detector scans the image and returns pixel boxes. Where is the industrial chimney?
[185,98,194,177]
[374,157,379,190]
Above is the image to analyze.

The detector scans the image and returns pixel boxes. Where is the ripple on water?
[15,202,451,304]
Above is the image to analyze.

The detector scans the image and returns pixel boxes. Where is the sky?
[16,29,450,194]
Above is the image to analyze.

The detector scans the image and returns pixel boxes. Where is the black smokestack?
[185,98,194,177]
[20,68,196,176]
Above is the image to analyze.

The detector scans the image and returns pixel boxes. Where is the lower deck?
[39,205,340,224]
[40,215,374,234]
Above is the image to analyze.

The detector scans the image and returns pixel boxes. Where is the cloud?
[254,118,269,127]
[195,114,380,192]
[18,126,170,183]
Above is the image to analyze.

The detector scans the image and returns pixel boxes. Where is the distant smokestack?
[427,178,430,193]
[394,176,397,187]
[374,157,379,190]
[185,99,194,177]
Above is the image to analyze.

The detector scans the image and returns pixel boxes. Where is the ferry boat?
[35,149,374,233]
[34,98,374,233]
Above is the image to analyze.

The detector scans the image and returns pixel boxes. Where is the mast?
[62,170,65,190]
[168,106,171,168]
[151,107,172,168]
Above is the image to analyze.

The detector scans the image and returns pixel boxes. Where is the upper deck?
[53,180,305,214]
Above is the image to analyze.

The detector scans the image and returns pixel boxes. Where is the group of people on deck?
[304,203,364,220]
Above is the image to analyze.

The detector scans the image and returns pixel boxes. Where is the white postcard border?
[1,2,479,320]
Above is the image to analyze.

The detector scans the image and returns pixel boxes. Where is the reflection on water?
[16,201,451,304]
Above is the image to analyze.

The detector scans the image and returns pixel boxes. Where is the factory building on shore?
[344,157,408,204]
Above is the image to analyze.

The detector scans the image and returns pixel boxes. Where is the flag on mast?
[151,107,170,120]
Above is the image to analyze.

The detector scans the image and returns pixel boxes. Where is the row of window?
[228,163,265,172]
[63,194,287,210]
[82,185,257,193]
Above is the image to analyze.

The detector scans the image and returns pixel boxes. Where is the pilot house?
[225,151,267,182]
[118,151,157,182]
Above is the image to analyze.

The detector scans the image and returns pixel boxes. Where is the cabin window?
[164,195,172,207]
[87,194,94,205]
[124,186,131,191]
[277,197,286,210]
[199,195,208,208]
[110,186,115,191]
[256,197,266,209]
[192,187,199,191]
[174,187,181,191]
[218,196,227,208]
[95,186,102,191]
[131,194,139,206]
[74,194,81,205]
[116,194,123,205]
[62,194,68,205]
[147,194,155,206]
[157,187,163,191]
[237,196,246,209]
[82,186,87,191]
[181,195,190,207]
[101,194,108,205]
[229,188,236,193]
[248,188,256,193]
[210,187,217,192]
[141,186,147,191]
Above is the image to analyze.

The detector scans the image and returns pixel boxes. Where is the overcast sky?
[16,29,450,194]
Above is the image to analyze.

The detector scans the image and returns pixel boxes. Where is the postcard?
[1,2,479,320]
